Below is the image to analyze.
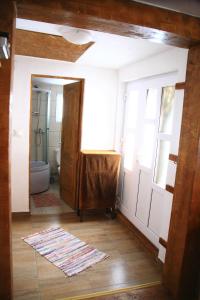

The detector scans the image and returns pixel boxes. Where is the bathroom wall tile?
[48,147,57,162]
[32,99,38,112]
[32,143,44,161]
[37,116,46,130]
[49,132,61,148]
[49,117,62,132]
[50,100,56,117]
[31,145,36,161]
[48,146,58,174]
[56,85,63,95]
[31,83,62,168]
[31,117,39,130]
[50,86,57,101]
[40,100,48,116]
[41,93,48,101]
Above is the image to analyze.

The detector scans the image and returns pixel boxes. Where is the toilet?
[55,148,61,175]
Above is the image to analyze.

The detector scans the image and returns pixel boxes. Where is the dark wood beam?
[15,29,94,61]
[0,2,15,299]
[159,238,167,249]
[169,154,178,163]
[16,0,200,48]
[164,45,200,300]
[166,185,174,194]
[175,82,186,90]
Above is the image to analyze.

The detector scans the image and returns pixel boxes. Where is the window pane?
[159,86,175,133]
[139,123,156,168]
[154,140,170,187]
[123,132,135,171]
[56,93,63,123]
[126,90,139,130]
[145,89,158,120]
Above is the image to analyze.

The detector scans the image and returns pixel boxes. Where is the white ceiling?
[32,77,78,86]
[16,18,173,70]
[134,0,200,17]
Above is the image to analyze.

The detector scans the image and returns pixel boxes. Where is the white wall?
[11,55,118,212]
[115,47,188,262]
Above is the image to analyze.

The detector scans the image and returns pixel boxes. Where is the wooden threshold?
[62,281,161,300]
[116,210,158,257]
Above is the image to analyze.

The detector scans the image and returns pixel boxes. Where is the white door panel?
[122,171,139,213]
[121,72,177,248]
[148,189,164,236]
[135,170,152,224]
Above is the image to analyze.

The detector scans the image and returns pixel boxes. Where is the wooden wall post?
[1,1,200,299]
[0,2,16,299]
[164,45,200,300]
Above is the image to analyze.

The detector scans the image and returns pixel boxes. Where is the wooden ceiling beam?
[15,29,94,61]
[16,0,200,48]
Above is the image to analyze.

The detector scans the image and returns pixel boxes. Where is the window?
[154,140,170,187]
[159,86,175,134]
[154,86,175,187]
[56,93,63,123]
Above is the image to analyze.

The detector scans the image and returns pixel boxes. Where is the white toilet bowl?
[55,148,61,175]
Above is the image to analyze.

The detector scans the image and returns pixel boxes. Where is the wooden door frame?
[1,1,200,299]
[29,74,85,210]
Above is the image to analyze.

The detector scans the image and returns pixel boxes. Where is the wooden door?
[60,81,83,209]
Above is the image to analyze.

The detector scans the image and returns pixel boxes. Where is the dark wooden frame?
[0,3,16,300]
[29,74,85,210]
[1,1,200,299]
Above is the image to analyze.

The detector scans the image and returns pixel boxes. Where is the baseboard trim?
[116,210,158,257]
[62,281,161,300]
[12,212,30,217]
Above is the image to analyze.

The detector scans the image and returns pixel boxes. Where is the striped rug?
[22,227,108,276]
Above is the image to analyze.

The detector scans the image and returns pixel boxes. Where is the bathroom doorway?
[29,75,84,215]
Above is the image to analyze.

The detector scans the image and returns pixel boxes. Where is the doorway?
[29,75,84,214]
[120,72,178,246]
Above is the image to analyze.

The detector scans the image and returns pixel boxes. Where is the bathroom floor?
[30,181,74,215]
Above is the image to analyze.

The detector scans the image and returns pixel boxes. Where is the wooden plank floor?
[12,213,162,300]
